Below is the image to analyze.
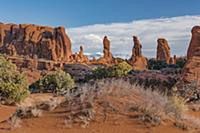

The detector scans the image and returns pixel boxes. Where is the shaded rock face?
[97,36,114,64]
[182,26,200,83]
[0,23,72,62]
[71,46,89,63]
[129,36,147,70]
[156,38,171,64]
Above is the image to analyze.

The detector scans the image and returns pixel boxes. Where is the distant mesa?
[128,36,148,70]
[0,23,72,62]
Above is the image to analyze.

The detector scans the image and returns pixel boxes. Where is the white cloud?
[67,15,200,58]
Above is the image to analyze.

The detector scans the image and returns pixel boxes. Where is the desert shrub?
[108,61,132,77]
[176,57,187,68]
[148,59,168,70]
[90,67,109,79]
[148,58,186,70]
[0,55,29,103]
[127,75,180,94]
[85,61,132,81]
[30,69,75,95]
[174,115,200,131]
[173,81,200,102]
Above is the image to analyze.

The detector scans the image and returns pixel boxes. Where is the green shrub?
[108,61,132,77]
[85,61,132,81]
[31,69,75,95]
[176,57,187,68]
[148,58,186,70]
[91,67,110,79]
[0,55,29,103]
[148,59,168,70]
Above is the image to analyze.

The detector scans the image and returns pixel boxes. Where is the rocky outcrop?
[71,46,89,63]
[156,38,171,64]
[187,26,200,60]
[129,36,147,70]
[169,55,177,64]
[173,55,177,64]
[0,23,72,62]
[182,26,200,83]
[97,36,114,64]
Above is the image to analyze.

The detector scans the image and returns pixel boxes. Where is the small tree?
[0,55,29,103]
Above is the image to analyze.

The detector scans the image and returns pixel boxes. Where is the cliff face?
[0,23,72,62]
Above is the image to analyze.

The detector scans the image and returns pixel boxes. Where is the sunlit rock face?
[156,38,171,64]
[97,36,115,64]
[0,23,72,62]
[129,36,147,70]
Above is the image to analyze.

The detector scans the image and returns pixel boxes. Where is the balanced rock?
[129,36,147,70]
[97,36,114,64]
[0,23,72,62]
[182,26,200,83]
[156,38,171,64]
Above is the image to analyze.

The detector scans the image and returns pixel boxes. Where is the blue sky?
[0,0,199,27]
[0,0,200,57]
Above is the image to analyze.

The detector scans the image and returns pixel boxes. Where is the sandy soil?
[0,106,186,133]
[0,94,190,133]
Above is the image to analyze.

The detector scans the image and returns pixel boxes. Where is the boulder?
[156,38,171,64]
[129,36,147,70]
[0,23,72,62]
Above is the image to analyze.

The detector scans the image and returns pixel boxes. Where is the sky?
[0,0,200,58]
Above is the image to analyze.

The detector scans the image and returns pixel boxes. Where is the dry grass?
[63,79,188,128]
[36,98,62,111]
[2,79,195,130]
[1,106,42,129]
[1,97,62,129]
[174,115,200,131]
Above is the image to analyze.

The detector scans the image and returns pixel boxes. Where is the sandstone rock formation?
[169,55,177,64]
[71,46,89,63]
[97,36,114,64]
[129,36,147,70]
[0,23,72,62]
[156,38,171,64]
[182,26,200,83]
[173,55,177,64]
